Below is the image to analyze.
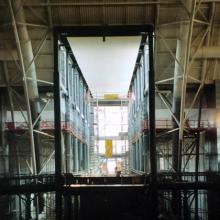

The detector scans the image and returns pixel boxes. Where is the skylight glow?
[68,36,141,97]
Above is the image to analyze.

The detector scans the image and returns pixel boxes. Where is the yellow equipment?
[105,139,113,158]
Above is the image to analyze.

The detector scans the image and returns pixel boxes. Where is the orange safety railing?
[5,121,89,144]
[5,120,215,132]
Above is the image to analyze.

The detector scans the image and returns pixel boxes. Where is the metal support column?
[172,29,188,173]
[171,1,195,218]
[183,191,189,220]
[85,144,88,171]
[135,141,138,170]
[0,92,9,180]
[25,194,31,220]
[73,137,79,172]
[172,33,187,219]
[7,0,37,176]
[65,98,72,172]
[216,80,220,170]
[82,143,85,170]
[65,132,72,172]
[178,0,196,166]
[143,37,149,174]
[54,29,63,220]
[148,30,158,220]
[78,141,82,171]
[195,91,203,220]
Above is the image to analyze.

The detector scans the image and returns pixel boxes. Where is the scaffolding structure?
[92,97,129,176]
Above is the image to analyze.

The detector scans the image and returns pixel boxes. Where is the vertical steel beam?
[171,2,196,218]
[85,144,88,171]
[74,137,79,172]
[148,30,158,220]
[65,54,73,173]
[172,36,187,173]
[0,93,7,174]
[183,191,189,220]
[79,141,82,171]
[12,0,40,114]
[172,0,196,173]
[54,29,63,220]
[81,143,84,170]
[25,194,31,220]
[140,140,143,171]
[54,30,62,178]
[12,0,42,176]
[7,0,37,175]
[178,0,196,155]
[195,89,203,220]
[65,99,72,173]
[135,141,138,170]
[143,44,149,173]
[149,30,157,186]
[3,62,22,219]
[216,80,220,170]
[65,132,72,172]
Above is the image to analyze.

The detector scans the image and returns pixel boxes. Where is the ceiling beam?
[1,1,179,7]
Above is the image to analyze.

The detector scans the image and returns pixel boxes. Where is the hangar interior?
[0,0,220,220]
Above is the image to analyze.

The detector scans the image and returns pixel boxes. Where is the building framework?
[0,1,220,220]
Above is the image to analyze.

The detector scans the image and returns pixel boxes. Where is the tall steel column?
[78,141,83,171]
[85,144,88,170]
[10,0,42,174]
[171,1,195,218]
[65,98,73,172]
[7,0,37,176]
[172,0,196,172]
[0,94,7,174]
[171,16,190,220]
[54,30,63,220]
[65,133,72,172]
[143,43,149,174]
[195,91,203,220]
[73,137,79,172]
[216,80,220,170]
[148,30,158,220]
[11,0,40,114]
[172,33,188,172]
